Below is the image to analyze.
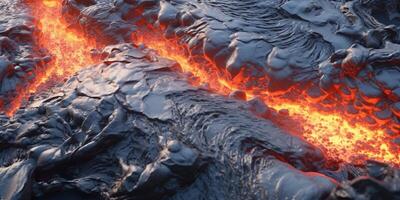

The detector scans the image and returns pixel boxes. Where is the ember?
[134,31,400,166]
[5,0,96,116]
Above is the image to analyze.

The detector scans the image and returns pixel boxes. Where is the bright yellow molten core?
[42,0,57,8]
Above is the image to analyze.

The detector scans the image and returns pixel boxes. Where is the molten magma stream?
[5,0,399,166]
[6,0,95,116]
[134,33,400,166]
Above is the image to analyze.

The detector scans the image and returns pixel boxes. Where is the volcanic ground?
[0,0,400,199]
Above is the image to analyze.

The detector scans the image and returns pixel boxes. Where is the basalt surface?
[65,0,400,133]
[0,0,48,110]
[1,0,400,199]
[0,44,322,198]
[0,42,397,200]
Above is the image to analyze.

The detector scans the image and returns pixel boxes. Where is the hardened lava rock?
[0,0,397,131]
[62,0,139,44]
[329,161,400,200]
[0,0,49,110]
[0,43,399,199]
[0,44,340,199]
[63,0,400,134]
[1,0,400,199]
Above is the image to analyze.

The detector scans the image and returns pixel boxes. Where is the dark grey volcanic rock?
[0,44,337,199]
[329,161,400,200]
[1,0,400,199]
[64,0,400,133]
[1,43,399,200]
[0,160,35,200]
[63,0,136,44]
[0,0,48,109]
[0,0,397,131]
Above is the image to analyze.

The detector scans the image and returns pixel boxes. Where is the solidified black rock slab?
[0,0,48,109]
[0,44,330,199]
[65,0,400,133]
[1,0,400,199]
[1,43,399,199]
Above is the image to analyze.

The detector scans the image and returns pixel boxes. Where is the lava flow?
[5,0,399,166]
[5,0,96,116]
[134,31,400,166]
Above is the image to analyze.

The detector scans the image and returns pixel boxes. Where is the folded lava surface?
[0,0,400,199]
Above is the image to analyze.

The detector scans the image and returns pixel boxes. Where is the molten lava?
[134,31,400,166]
[4,0,399,167]
[5,0,96,116]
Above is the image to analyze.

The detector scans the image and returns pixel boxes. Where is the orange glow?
[5,0,96,116]
[42,0,57,8]
[133,31,400,166]
[269,102,398,164]
[2,0,398,166]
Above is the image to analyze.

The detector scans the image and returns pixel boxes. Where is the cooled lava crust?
[0,0,400,199]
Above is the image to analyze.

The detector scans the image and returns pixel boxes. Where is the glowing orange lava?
[134,31,400,166]
[5,0,96,116]
[3,0,399,166]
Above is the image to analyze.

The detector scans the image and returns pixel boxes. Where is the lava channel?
[5,0,96,116]
[133,31,400,167]
[6,0,400,167]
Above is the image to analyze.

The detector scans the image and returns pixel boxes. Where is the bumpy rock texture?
[0,0,49,109]
[1,0,400,199]
[64,0,400,133]
[0,44,331,199]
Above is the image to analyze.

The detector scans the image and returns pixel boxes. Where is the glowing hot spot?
[42,0,57,8]
[5,0,96,116]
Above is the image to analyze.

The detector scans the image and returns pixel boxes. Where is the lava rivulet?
[134,32,400,166]
[5,0,96,116]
